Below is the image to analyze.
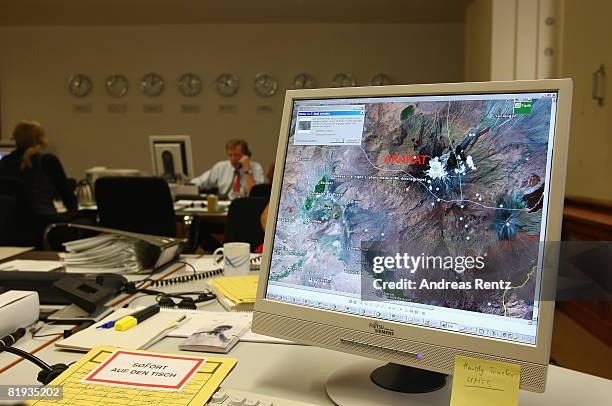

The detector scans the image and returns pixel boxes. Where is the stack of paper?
[208,275,259,311]
[60,234,148,274]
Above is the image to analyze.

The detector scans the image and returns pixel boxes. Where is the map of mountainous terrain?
[269,96,555,320]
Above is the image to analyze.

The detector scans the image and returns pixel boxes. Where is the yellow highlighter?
[115,305,161,331]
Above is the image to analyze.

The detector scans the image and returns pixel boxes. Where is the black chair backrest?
[224,197,269,252]
[95,176,176,237]
[0,195,17,245]
[0,176,42,246]
[249,183,272,198]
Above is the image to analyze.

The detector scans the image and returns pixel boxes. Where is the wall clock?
[215,73,240,97]
[140,72,165,97]
[293,73,316,89]
[178,73,202,97]
[370,73,393,86]
[254,73,278,97]
[68,74,93,97]
[105,74,129,98]
[331,73,356,87]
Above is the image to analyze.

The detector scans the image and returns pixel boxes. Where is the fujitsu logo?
[384,153,429,165]
[368,321,394,336]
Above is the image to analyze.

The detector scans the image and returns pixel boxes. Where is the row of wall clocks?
[67,72,393,99]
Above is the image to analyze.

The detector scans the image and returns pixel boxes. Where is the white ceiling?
[0,0,471,26]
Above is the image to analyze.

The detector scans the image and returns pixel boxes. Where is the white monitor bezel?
[148,135,194,179]
[254,80,572,369]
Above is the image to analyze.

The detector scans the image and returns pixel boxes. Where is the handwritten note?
[450,355,521,406]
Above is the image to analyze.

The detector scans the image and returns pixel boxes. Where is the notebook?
[55,308,185,351]
[208,275,259,311]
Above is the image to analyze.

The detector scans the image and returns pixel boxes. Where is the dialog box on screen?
[294,105,365,146]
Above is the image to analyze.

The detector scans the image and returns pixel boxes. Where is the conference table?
[0,254,610,405]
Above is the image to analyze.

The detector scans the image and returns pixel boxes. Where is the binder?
[59,224,186,274]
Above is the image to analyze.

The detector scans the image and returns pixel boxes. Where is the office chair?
[0,195,17,245]
[95,176,177,237]
[224,197,269,252]
[0,176,43,247]
[249,183,272,198]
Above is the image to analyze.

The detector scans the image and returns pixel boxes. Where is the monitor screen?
[149,135,193,180]
[0,146,14,160]
[265,91,558,347]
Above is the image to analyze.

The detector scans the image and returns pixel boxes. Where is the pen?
[0,328,26,347]
[115,305,161,331]
[63,321,95,338]
[96,308,143,329]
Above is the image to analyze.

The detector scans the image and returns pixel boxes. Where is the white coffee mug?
[213,242,251,276]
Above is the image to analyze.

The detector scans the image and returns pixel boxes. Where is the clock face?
[178,73,202,97]
[215,73,239,97]
[105,74,128,98]
[254,73,278,97]
[293,73,316,89]
[68,74,93,97]
[331,73,356,88]
[370,73,392,86]
[140,72,165,97]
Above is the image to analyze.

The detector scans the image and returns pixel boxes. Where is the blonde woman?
[0,120,76,216]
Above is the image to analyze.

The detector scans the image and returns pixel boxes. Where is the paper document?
[56,308,185,351]
[0,260,63,272]
[240,330,296,344]
[0,246,34,261]
[209,275,259,304]
[82,349,206,391]
[450,355,520,406]
[30,346,237,405]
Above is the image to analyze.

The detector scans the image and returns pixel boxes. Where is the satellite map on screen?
[269,94,557,320]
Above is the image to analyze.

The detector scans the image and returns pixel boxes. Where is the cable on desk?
[0,346,51,371]
[0,345,68,384]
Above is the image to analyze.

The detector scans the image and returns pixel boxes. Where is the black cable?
[174,261,198,276]
[0,346,52,372]
[32,332,64,339]
[121,293,150,308]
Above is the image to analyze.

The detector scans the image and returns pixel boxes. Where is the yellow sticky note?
[450,355,521,406]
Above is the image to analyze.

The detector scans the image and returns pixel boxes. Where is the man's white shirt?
[191,160,265,196]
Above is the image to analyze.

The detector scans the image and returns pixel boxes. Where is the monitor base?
[326,360,451,406]
[371,362,447,393]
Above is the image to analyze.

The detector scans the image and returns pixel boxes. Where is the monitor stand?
[326,360,450,406]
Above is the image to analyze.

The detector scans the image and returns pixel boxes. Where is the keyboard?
[207,387,319,406]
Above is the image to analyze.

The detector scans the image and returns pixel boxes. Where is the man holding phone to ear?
[192,139,265,198]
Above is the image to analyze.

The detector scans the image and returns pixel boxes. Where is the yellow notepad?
[29,346,237,406]
[209,275,259,304]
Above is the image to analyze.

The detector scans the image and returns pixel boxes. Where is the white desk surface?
[1,261,610,405]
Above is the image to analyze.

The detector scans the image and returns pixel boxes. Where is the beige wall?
[560,0,612,200]
[464,0,492,82]
[0,23,464,179]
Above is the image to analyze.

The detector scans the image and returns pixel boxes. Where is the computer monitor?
[252,79,572,402]
[149,135,194,182]
[0,143,15,160]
